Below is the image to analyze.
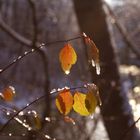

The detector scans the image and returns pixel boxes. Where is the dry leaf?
[59,43,77,75]
[83,32,100,75]
[56,89,73,115]
[86,83,102,106]
[2,86,15,101]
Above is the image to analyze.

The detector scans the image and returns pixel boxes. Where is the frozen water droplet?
[45,117,51,122]
[96,63,100,75]
[57,88,62,92]
[41,43,45,46]
[18,56,22,59]
[9,86,15,94]
[31,49,35,52]
[24,51,28,55]
[6,111,10,116]
[0,92,4,98]
[26,103,29,106]
[23,119,26,123]
[19,111,24,116]
[50,89,57,94]
[28,127,32,131]
[65,70,70,75]
[64,86,69,89]
[0,69,2,72]
[91,60,95,67]
[45,134,51,139]
[13,59,16,62]
[28,111,31,114]
[90,114,94,119]
[83,32,87,37]
[9,133,12,136]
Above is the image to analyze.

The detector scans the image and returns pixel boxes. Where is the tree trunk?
[73,0,140,140]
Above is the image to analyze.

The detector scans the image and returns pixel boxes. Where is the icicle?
[31,49,35,52]
[91,59,95,67]
[95,63,100,75]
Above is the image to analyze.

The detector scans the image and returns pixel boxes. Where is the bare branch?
[103,1,140,59]
[0,85,86,133]
[121,117,140,140]
[0,12,81,74]
[27,0,38,46]
[0,14,32,47]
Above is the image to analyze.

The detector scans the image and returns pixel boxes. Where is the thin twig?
[0,85,86,133]
[0,36,82,75]
[120,117,140,140]
[0,12,82,75]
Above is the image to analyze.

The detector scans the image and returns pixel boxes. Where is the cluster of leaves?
[0,33,101,133]
[55,83,101,117]
[59,33,100,75]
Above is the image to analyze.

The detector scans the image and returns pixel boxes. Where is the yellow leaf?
[55,90,73,115]
[59,43,77,74]
[73,92,89,116]
[2,86,15,101]
[73,91,97,116]
[85,92,97,114]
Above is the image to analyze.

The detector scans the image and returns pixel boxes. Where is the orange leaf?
[83,33,100,75]
[59,43,77,75]
[55,90,73,115]
[2,86,15,101]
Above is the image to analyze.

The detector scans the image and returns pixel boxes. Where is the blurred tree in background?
[0,0,140,140]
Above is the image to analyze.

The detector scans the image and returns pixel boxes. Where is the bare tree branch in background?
[103,1,140,59]
[0,0,51,117]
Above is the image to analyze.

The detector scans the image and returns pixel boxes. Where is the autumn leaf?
[83,32,100,75]
[85,92,97,114]
[55,89,73,115]
[59,43,77,75]
[34,115,42,130]
[86,83,102,106]
[73,92,89,116]
[73,91,97,116]
[1,86,15,101]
